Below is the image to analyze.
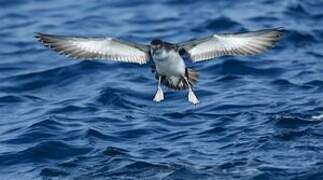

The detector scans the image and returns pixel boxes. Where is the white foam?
[312,114,323,120]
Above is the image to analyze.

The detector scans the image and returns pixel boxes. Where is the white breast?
[152,50,186,76]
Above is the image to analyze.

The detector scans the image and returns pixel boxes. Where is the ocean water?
[1,0,323,179]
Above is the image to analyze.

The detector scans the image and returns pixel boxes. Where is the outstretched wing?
[180,28,283,62]
[36,33,150,64]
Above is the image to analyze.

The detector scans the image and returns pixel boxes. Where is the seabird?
[35,27,283,105]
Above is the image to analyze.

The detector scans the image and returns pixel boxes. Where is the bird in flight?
[36,27,283,105]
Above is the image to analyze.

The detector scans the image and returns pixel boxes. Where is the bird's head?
[151,39,163,49]
[150,39,164,56]
[151,39,163,46]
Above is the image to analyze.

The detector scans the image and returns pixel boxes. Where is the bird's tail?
[186,68,199,86]
[151,66,199,90]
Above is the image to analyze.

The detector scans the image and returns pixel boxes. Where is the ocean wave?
[201,16,243,32]
[1,0,323,179]
[0,140,91,166]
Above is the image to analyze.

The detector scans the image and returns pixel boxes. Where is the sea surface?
[1,0,323,179]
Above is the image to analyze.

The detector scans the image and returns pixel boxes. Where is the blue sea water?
[1,0,323,179]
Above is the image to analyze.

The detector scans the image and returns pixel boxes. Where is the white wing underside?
[181,28,283,62]
[36,33,150,64]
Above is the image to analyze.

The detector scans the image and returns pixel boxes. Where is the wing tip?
[34,32,53,49]
[34,32,43,41]
[274,27,285,31]
[35,32,53,45]
[34,32,51,39]
[272,27,285,37]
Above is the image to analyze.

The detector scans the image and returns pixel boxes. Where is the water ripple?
[1,0,323,179]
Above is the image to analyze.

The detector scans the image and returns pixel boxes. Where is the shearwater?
[36,28,283,105]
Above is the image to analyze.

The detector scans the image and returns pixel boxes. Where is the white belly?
[153,51,186,76]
